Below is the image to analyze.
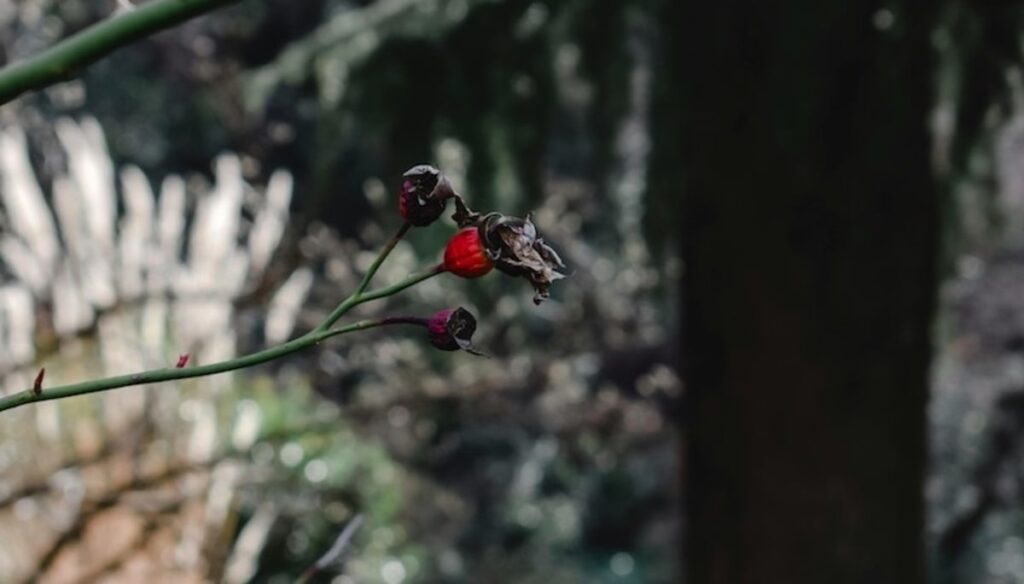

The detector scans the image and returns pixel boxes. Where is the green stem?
[378,316,430,327]
[0,0,241,105]
[0,265,446,415]
[351,262,447,305]
[356,222,411,297]
[317,222,412,332]
[310,262,445,337]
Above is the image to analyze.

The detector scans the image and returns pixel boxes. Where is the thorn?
[176,354,190,368]
[32,368,44,396]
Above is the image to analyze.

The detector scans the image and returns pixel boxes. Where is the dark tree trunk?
[681,2,938,583]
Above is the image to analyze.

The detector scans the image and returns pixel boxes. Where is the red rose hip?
[443,227,493,278]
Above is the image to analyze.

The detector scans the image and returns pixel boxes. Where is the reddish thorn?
[176,354,190,368]
[32,368,45,395]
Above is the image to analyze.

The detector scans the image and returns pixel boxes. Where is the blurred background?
[19,1,1024,583]
[0,1,680,583]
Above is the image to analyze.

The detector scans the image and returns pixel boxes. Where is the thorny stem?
[0,223,448,415]
[0,0,241,105]
[0,318,399,414]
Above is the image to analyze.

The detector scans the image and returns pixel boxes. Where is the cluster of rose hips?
[5,165,567,412]
[397,164,566,355]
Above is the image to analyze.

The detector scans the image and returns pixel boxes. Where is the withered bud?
[479,213,567,304]
[399,164,455,226]
[427,307,485,355]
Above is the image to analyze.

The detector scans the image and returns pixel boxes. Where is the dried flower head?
[477,213,566,304]
[427,307,484,355]
[398,164,455,226]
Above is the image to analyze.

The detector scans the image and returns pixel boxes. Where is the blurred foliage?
[5,0,677,253]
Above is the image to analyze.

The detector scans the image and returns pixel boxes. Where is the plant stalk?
[0,257,446,414]
[317,222,412,332]
[0,0,241,105]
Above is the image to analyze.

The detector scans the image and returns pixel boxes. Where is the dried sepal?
[451,194,481,228]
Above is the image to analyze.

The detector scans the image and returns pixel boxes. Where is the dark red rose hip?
[398,164,454,227]
[427,307,478,351]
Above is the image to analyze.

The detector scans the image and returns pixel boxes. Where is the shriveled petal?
[480,215,567,304]
[535,238,566,270]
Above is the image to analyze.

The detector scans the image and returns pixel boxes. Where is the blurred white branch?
[298,513,365,583]
[223,502,278,584]
[0,117,311,378]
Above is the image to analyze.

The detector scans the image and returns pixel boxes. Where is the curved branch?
[0,0,242,105]
[0,263,445,414]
